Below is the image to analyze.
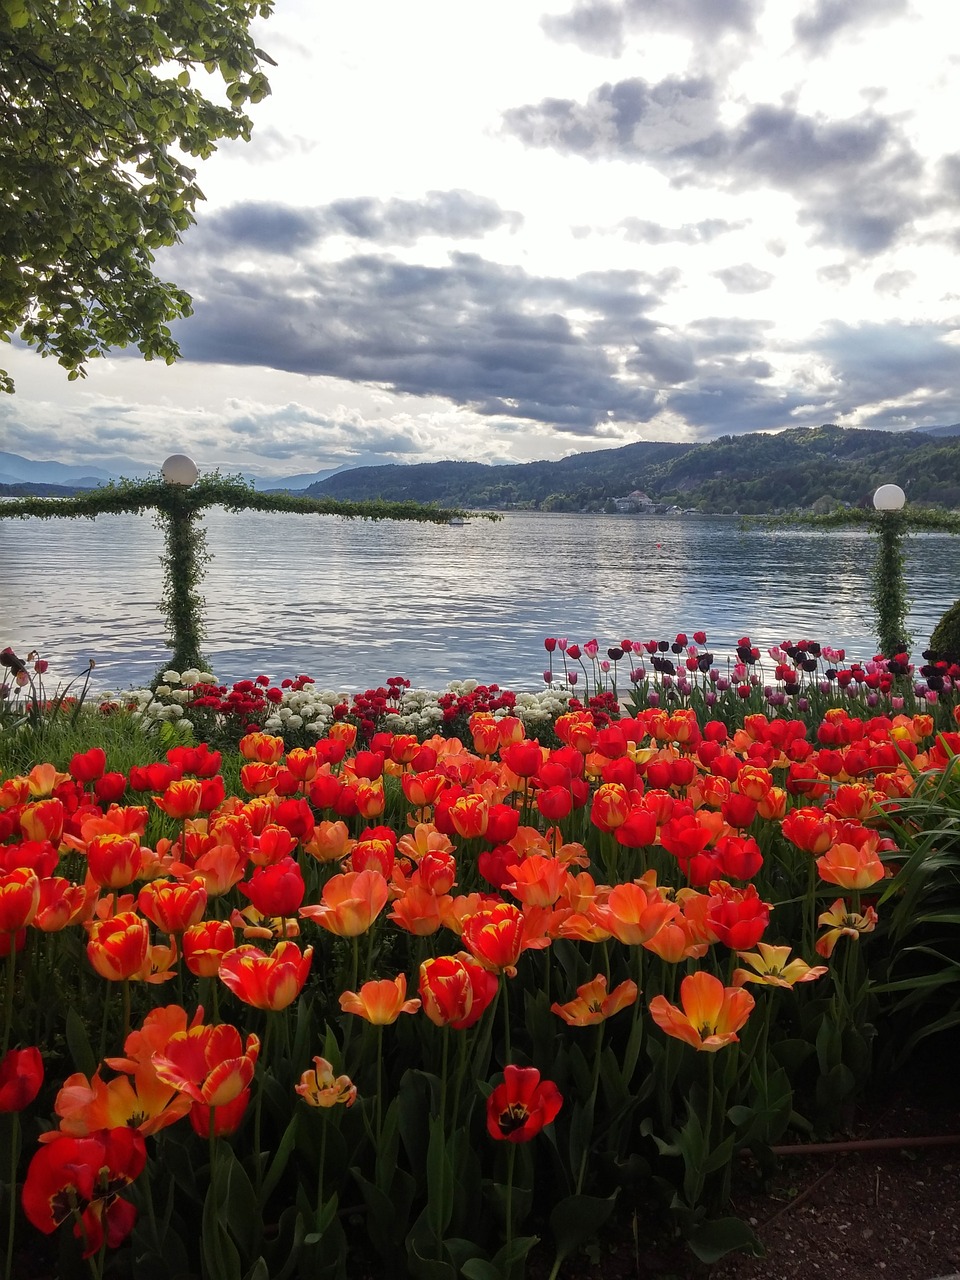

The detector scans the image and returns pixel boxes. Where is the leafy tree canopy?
[0,0,274,392]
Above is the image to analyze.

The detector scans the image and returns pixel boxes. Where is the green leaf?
[548,1191,618,1266]
[687,1215,763,1263]
[65,1006,97,1077]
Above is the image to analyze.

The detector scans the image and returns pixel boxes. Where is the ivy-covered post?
[872,484,909,658]
[157,455,209,676]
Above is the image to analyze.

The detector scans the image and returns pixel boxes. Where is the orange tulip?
[138,877,208,934]
[182,919,236,978]
[590,783,631,832]
[816,836,885,890]
[588,878,678,947]
[461,901,549,976]
[85,911,150,981]
[299,869,389,937]
[218,940,313,1010]
[0,867,41,932]
[295,1057,357,1108]
[86,833,143,889]
[303,820,355,865]
[448,794,489,840]
[649,970,754,1052]
[153,779,203,821]
[355,780,385,820]
[388,885,448,936]
[33,877,90,932]
[551,975,638,1026]
[152,1022,260,1106]
[504,855,566,908]
[19,798,65,847]
[418,953,498,1029]
[339,973,421,1024]
[239,732,285,763]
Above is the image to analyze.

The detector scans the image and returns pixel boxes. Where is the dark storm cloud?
[618,216,743,243]
[793,0,908,52]
[503,83,924,253]
[199,192,521,254]
[543,0,760,56]
[712,264,774,294]
[171,251,669,432]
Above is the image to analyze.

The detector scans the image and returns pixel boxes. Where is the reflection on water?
[1,509,955,692]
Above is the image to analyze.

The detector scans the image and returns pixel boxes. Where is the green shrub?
[929,598,960,660]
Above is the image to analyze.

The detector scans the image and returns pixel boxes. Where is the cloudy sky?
[3,0,959,478]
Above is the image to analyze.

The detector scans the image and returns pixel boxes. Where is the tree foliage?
[0,0,274,392]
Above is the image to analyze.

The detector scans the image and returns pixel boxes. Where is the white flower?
[171,689,191,705]
[162,671,181,684]
[180,668,202,687]
[176,719,193,732]
[286,714,304,728]
[264,716,283,730]
[155,685,172,697]
[198,672,216,684]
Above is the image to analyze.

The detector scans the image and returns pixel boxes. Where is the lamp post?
[872,483,908,658]
[158,454,208,676]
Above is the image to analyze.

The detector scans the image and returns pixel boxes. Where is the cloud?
[808,321,960,422]
[542,0,760,56]
[502,75,718,159]
[617,216,744,243]
[199,191,522,254]
[793,0,908,52]
[873,270,915,297]
[712,263,774,294]
[168,249,669,432]
[503,82,924,253]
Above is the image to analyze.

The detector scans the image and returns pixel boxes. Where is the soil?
[534,1030,960,1280]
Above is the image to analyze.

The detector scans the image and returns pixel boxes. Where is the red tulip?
[0,1046,44,1111]
[486,1065,562,1142]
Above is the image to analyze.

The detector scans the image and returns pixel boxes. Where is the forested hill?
[307,424,960,514]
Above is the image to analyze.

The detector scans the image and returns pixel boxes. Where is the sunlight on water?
[0,509,954,693]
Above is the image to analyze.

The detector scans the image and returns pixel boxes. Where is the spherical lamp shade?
[873,484,906,511]
[162,454,199,486]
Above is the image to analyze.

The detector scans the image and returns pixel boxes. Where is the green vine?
[0,471,476,676]
[872,510,910,657]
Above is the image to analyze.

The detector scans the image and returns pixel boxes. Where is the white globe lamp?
[161,454,199,486]
[873,483,905,512]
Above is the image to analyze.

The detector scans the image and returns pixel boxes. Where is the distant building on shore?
[613,490,655,513]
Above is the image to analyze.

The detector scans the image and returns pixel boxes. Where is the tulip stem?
[5,1112,19,1280]
[501,976,511,1065]
[1,947,14,1059]
[505,1142,516,1259]
[375,1025,383,1152]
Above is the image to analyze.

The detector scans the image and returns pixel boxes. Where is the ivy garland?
[0,473,472,678]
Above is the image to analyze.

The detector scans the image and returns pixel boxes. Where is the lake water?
[0,508,955,693]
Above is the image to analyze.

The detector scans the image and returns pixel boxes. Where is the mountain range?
[4,422,960,513]
[0,451,349,492]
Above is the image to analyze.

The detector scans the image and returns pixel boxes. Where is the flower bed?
[1,635,959,1278]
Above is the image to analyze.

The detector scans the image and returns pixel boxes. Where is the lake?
[0,508,954,693]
